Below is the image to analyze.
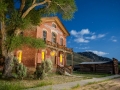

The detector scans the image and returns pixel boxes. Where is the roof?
[41,17,70,36]
[79,61,112,64]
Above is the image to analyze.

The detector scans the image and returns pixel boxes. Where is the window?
[60,38,63,45]
[43,31,47,41]
[52,32,56,43]
[20,32,23,36]
[52,23,56,28]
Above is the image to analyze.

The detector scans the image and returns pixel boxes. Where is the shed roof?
[79,61,112,64]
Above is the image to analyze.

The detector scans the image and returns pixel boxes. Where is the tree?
[0,0,77,78]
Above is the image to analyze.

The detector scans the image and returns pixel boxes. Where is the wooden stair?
[57,65,72,75]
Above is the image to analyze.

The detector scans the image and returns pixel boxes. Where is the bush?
[12,57,27,79]
[34,58,53,79]
[16,63,27,79]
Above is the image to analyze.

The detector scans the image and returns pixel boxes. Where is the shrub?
[34,58,53,79]
[12,56,27,79]
[16,63,27,79]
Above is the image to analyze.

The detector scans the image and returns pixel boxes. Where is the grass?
[36,81,52,87]
[0,82,22,90]
[0,71,115,90]
[73,71,112,78]
[71,83,80,89]
[0,72,84,89]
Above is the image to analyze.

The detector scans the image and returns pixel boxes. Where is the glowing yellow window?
[60,54,62,63]
[42,51,45,61]
[17,50,22,63]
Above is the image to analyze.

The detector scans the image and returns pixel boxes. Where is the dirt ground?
[74,78,120,90]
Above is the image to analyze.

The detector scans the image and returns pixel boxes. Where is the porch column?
[71,53,73,67]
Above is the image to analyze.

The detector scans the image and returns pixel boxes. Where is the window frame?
[60,38,63,45]
[43,30,47,41]
[52,22,57,28]
[52,32,57,43]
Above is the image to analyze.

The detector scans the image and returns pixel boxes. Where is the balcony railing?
[45,40,73,52]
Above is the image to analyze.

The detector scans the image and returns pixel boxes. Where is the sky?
[60,0,120,60]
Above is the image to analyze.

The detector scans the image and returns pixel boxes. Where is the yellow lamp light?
[50,51,55,56]
[60,54,62,63]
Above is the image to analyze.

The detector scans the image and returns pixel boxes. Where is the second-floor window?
[60,38,63,45]
[52,23,56,28]
[43,31,47,41]
[52,32,56,43]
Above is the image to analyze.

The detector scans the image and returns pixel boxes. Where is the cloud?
[86,50,109,56]
[111,36,117,42]
[79,47,89,49]
[85,35,97,40]
[79,29,90,35]
[98,34,105,38]
[70,29,106,43]
[112,39,117,42]
[74,37,89,43]
[70,30,77,36]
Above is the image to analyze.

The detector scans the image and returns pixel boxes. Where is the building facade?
[15,17,73,72]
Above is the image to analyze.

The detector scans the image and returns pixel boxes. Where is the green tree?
[0,0,77,78]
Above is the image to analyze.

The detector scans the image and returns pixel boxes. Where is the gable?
[41,17,70,37]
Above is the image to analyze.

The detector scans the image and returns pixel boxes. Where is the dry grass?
[0,73,85,89]
[73,78,120,90]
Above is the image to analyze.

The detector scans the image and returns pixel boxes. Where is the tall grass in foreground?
[0,82,22,90]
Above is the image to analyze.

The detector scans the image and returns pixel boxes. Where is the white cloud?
[70,29,106,43]
[79,47,89,49]
[79,29,90,35]
[70,30,77,36]
[111,36,117,42]
[98,34,105,38]
[85,35,97,40]
[86,50,109,56]
[112,39,117,42]
[74,37,89,43]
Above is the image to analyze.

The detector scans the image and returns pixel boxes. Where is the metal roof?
[79,61,112,64]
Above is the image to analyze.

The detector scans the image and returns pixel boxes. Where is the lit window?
[52,23,56,28]
[52,32,56,43]
[43,31,47,41]
[60,38,63,45]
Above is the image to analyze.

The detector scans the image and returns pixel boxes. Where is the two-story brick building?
[15,17,73,73]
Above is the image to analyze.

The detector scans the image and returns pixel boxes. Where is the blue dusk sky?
[60,0,120,60]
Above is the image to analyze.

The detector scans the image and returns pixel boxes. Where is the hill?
[67,52,112,65]
[67,52,92,65]
[77,52,112,62]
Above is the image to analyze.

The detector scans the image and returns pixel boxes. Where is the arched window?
[43,31,47,41]
[52,32,56,43]
[52,23,56,28]
[60,38,63,45]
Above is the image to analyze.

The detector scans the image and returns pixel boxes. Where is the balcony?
[45,40,73,53]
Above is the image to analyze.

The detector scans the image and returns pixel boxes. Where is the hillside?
[67,53,92,65]
[67,52,112,65]
[77,52,112,62]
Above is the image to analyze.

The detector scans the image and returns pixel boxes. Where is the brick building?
[15,17,73,73]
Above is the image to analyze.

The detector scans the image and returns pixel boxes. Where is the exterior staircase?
[57,65,73,75]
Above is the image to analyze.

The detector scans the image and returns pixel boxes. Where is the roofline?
[41,16,70,36]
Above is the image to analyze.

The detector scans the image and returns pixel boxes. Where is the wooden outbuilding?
[79,58,119,74]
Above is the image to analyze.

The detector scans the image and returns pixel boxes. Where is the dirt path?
[26,75,120,90]
[75,78,120,90]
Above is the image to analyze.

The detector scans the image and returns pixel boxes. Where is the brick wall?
[37,22,66,46]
